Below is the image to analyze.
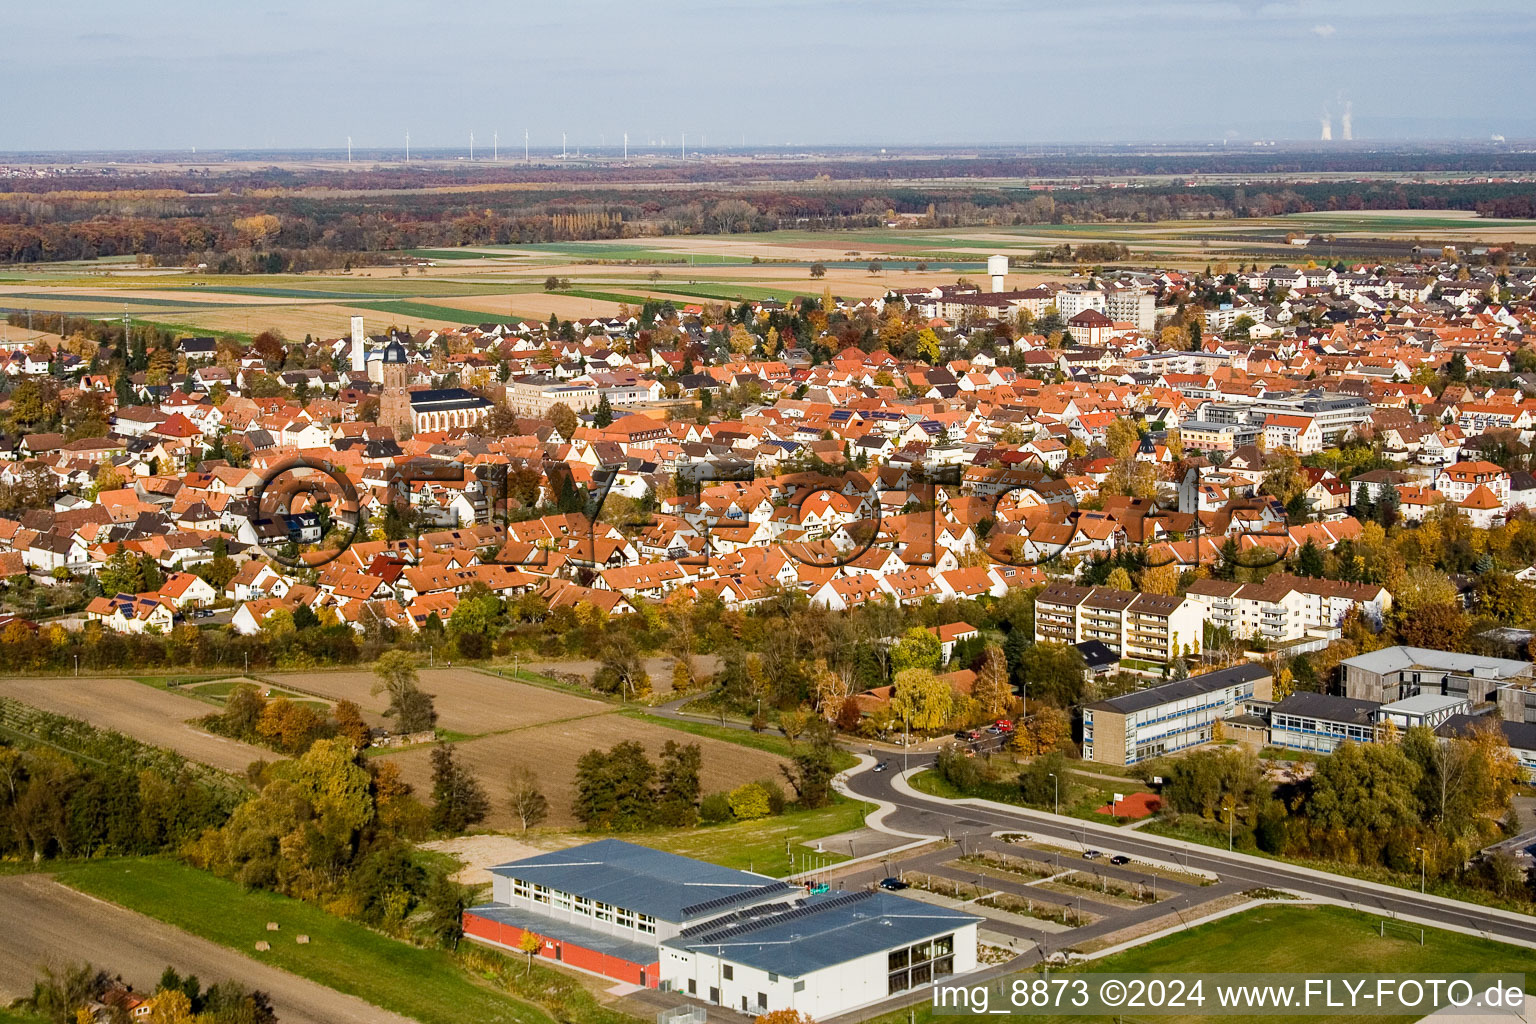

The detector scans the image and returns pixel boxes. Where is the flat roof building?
[1377,694,1472,732]
[1340,646,1534,716]
[1269,692,1380,754]
[1082,663,1273,766]
[464,840,980,1018]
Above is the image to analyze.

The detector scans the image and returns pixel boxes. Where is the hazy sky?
[7,0,1535,150]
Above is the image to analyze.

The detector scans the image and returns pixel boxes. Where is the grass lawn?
[1141,816,1536,915]
[621,710,859,771]
[0,1009,47,1024]
[909,768,1150,825]
[633,795,872,877]
[348,298,524,324]
[56,859,554,1024]
[864,904,1536,1024]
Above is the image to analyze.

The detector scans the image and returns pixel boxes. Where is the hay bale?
[266,921,280,931]
[296,935,310,944]
[255,941,271,952]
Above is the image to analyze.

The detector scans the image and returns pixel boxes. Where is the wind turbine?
[405,131,410,163]
[470,131,474,161]
[562,132,567,159]
[493,131,498,161]
[524,129,529,163]
[347,136,352,164]
[623,132,628,161]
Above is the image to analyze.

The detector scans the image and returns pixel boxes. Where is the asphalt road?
[0,874,415,1024]
[843,750,1536,949]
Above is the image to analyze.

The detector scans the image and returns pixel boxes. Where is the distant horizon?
[2,138,1533,160]
[7,0,1535,151]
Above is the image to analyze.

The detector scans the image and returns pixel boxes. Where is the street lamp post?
[1416,846,1426,894]
[1225,800,1234,852]
[1048,772,1059,816]
[903,709,910,774]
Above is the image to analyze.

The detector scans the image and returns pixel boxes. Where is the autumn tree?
[506,765,549,831]
[972,644,1013,717]
[1396,602,1471,652]
[547,402,577,439]
[517,930,543,975]
[756,1010,817,1024]
[890,626,942,674]
[891,668,953,731]
[333,700,370,750]
[372,651,437,734]
[1013,705,1071,756]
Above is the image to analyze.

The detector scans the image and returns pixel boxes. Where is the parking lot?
[826,829,1243,960]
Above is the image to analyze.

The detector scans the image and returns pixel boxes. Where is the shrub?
[756,778,787,815]
[699,792,733,824]
[728,783,772,821]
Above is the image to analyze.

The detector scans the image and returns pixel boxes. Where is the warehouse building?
[464,840,979,1018]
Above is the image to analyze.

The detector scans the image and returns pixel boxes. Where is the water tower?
[987,254,1009,293]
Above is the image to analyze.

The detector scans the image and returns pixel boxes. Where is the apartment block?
[1034,582,1203,664]
[1185,574,1391,644]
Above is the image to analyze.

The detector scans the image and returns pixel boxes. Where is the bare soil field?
[263,668,605,736]
[0,676,266,774]
[419,833,579,886]
[381,713,787,830]
[153,302,471,336]
[0,874,413,1024]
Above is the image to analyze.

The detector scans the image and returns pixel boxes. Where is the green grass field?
[622,710,858,770]
[0,1008,47,1024]
[57,859,554,1024]
[865,903,1536,1024]
[909,767,1153,824]
[347,298,523,324]
[632,795,872,877]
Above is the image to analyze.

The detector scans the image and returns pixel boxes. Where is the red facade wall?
[461,912,659,988]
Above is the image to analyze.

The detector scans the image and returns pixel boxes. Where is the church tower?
[379,338,411,435]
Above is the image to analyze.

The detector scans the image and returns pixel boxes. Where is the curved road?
[842,749,1536,949]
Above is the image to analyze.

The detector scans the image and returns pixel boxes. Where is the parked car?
[1109,855,1131,866]
[1082,849,1103,860]
[880,877,909,891]
[953,730,971,740]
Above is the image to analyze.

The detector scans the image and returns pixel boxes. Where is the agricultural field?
[381,708,787,830]
[0,676,267,774]
[261,667,603,735]
[8,210,1535,342]
[54,859,554,1024]
[263,668,790,830]
[0,872,416,1024]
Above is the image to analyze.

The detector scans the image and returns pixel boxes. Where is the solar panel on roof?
[680,880,793,918]
[683,891,875,946]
